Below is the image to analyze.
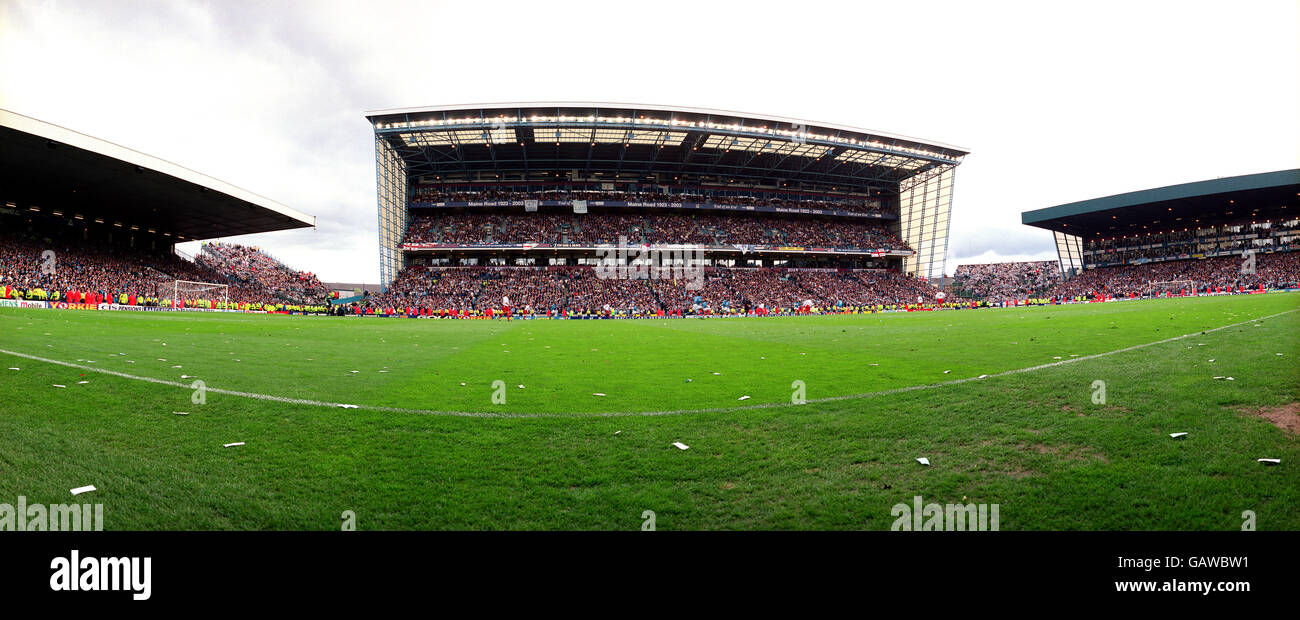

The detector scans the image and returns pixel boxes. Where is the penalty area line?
[0,307,1295,419]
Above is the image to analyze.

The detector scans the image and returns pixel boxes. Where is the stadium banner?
[0,299,50,309]
[524,199,539,212]
[49,302,99,311]
[97,303,168,312]
[409,200,894,220]
[399,242,914,256]
[572,200,588,214]
[87,303,251,314]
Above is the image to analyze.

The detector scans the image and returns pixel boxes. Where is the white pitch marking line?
[1,308,1295,420]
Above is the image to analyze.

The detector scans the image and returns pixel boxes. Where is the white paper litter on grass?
[978,374,989,379]
[349,370,359,373]
[869,363,879,366]
[943,370,951,374]
[738,395,751,401]
[336,404,359,409]
[173,412,189,416]
[52,384,66,388]
[1169,432,1188,438]
[1277,353,1285,356]
[1052,356,1062,360]
[614,430,621,435]
[77,381,89,384]
[1257,458,1281,465]
[1226,377,1235,381]
[672,442,690,450]
[181,375,192,379]
[1213,376,1226,380]
[593,393,606,397]
[916,457,931,466]
[712,372,721,375]
[171,365,181,369]
[1208,359,1215,363]
[70,485,96,495]
[223,442,245,448]
[7,368,18,371]
[1197,343,1206,346]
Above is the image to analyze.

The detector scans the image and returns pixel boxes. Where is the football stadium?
[1,105,1297,532]
[365,102,969,317]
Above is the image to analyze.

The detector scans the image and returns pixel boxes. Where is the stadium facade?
[365,103,968,289]
[1022,169,1300,278]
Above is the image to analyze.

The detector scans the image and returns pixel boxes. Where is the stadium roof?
[0,109,315,241]
[1021,169,1300,237]
[365,102,968,192]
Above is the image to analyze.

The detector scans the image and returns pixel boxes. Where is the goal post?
[1146,279,1196,297]
[160,280,229,308]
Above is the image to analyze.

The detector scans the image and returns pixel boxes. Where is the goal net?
[159,280,229,307]
[1146,279,1196,297]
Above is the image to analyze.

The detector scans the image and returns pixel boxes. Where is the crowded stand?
[196,242,330,305]
[0,229,328,312]
[1042,252,1300,299]
[402,213,909,250]
[362,265,953,317]
[952,260,1061,300]
[1082,219,1300,266]
[410,187,887,216]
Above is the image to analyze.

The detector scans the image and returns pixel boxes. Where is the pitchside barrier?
[0,300,329,314]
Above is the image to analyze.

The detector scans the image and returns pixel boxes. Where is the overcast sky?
[2,0,1296,283]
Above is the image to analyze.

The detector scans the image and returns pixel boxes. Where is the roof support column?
[375,133,409,289]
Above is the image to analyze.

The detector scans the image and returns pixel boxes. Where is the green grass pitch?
[1,293,1297,530]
